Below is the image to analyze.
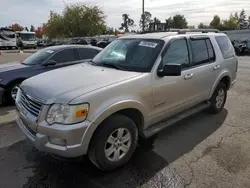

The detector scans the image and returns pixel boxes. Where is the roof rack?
[177,29,220,34]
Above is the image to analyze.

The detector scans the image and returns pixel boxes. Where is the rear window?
[215,36,235,59]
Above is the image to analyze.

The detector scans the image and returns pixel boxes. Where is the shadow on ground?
[0,109,228,188]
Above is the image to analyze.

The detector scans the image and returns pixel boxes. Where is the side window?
[78,48,100,59]
[190,39,209,66]
[206,39,215,62]
[51,49,75,63]
[215,36,234,59]
[162,39,189,69]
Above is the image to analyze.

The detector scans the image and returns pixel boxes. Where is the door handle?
[213,65,220,70]
[184,73,193,80]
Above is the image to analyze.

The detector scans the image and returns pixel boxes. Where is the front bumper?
[16,104,92,158]
[0,87,5,105]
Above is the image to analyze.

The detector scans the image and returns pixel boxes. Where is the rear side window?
[51,49,75,63]
[215,36,234,59]
[78,48,100,59]
[190,39,209,66]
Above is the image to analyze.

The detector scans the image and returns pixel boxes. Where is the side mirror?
[45,59,57,66]
[157,64,181,77]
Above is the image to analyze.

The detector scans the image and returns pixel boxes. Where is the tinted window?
[190,39,209,66]
[215,36,234,59]
[162,39,189,69]
[78,48,100,59]
[22,49,54,65]
[51,49,75,63]
[206,39,215,62]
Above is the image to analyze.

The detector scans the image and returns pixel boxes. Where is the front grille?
[19,90,43,118]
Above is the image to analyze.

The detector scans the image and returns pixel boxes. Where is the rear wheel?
[208,82,227,114]
[88,114,138,171]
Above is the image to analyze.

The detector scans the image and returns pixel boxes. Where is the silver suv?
[16,29,237,171]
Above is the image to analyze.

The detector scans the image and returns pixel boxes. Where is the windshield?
[92,39,164,72]
[22,49,55,65]
[19,33,36,41]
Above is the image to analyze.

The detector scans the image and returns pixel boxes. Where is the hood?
[21,63,142,104]
[0,61,28,73]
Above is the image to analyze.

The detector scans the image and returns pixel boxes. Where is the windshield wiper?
[99,63,125,71]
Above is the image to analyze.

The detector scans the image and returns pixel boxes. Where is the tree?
[62,4,107,37]
[139,11,152,31]
[210,15,221,29]
[120,14,135,32]
[188,25,195,29]
[239,9,248,29]
[198,23,209,29]
[45,4,107,38]
[24,27,29,31]
[165,17,174,30]
[139,11,151,31]
[221,14,238,30]
[35,24,47,38]
[172,14,188,29]
[248,16,250,28]
[8,23,24,31]
[30,25,35,32]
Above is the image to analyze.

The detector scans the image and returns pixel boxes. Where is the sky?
[0,0,250,29]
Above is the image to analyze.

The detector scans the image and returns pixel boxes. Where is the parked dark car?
[97,40,111,48]
[0,45,102,104]
[90,39,98,46]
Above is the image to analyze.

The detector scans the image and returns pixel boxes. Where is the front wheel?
[5,82,21,105]
[88,114,138,171]
[208,82,227,114]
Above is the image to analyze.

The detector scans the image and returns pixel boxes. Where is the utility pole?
[142,0,145,32]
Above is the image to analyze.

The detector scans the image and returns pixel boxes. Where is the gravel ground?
[0,56,250,188]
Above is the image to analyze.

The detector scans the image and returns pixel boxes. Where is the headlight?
[46,103,89,125]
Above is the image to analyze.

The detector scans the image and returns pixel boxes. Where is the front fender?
[208,71,231,99]
[81,100,148,154]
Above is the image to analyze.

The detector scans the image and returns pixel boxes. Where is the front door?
[151,37,195,123]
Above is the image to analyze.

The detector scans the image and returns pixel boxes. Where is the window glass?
[215,36,235,59]
[51,49,75,63]
[206,39,215,62]
[78,48,100,59]
[22,49,54,65]
[92,39,164,72]
[162,39,189,69]
[190,39,209,66]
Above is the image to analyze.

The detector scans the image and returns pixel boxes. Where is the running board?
[143,102,210,138]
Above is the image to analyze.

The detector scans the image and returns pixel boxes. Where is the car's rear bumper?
[0,87,5,105]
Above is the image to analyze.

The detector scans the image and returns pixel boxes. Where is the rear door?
[186,36,218,103]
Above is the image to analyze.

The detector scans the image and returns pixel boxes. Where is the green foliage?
[198,23,209,29]
[139,11,152,30]
[45,4,107,38]
[172,15,188,29]
[210,15,221,29]
[120,14,135,32]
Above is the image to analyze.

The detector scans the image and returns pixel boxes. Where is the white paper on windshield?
[139,41,158,48]
[46,50,54,53]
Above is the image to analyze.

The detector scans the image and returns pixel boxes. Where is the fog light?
[49,137,66,146]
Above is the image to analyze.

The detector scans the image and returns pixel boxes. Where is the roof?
[44,45,102,51]
[120,30,226,40]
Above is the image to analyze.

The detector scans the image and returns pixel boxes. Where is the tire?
[4,81,21,105]
[88,114,138,171]
[208,82,227,114]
